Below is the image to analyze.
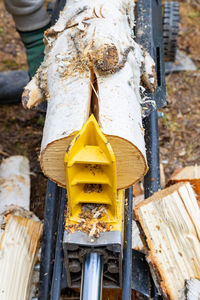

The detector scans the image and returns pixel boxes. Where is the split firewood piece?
[0,155,30,215]
[0,156,42,300]
[168,165,200,204]
[160,163,166,188]
[132,187,145,252]
[184,279,200,300]
[0,216,42,300]
[0,155,31,239]
[132,219,144,252]
[134,182,200,300]
[22,0,157,189]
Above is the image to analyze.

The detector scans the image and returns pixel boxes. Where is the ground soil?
[159,0,200,180]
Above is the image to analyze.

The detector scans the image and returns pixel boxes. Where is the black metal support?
[39,180,63,300]
[136,0,166,114]
[135,1,165,298]
[50,188,67,300]
[143,111,162,300]
[143,110,161,198]
[136,0,164,197]
[132,250,150,297]
[122,187,133,300]
[39,2,67,299]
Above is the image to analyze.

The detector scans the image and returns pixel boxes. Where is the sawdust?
[83,183,103,193]
[66,204,112,238]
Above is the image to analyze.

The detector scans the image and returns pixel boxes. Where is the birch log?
[0,156,42,300]
[134,182,200,300]
[0,155,30,214]
[168,165,200,204]
[22,0,157,189]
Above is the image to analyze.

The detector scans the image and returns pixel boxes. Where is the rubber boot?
[19,24,50,78]
[0,70,29,104]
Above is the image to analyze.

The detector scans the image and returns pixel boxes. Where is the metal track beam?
[81,253,103,300]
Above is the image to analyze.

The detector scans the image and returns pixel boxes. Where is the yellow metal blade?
[64,114,117,222]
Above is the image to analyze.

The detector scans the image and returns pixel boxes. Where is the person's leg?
[4,0,50,32]
[4,0,51,77]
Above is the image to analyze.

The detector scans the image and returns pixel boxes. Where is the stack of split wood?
[133,165,200,300]
[0,156,42,300]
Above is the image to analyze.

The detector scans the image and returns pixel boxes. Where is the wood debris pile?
[66,204,112,238]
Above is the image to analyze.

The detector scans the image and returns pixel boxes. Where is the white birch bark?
[0,156,30,214]
[0,156,42,300]
[23,0,157,189]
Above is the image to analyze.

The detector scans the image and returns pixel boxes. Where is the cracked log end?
[22,77,44,109]
[40,134,148,190]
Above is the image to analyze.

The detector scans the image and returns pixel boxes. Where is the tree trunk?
[0,156,42,300]
[134,182,200,300]
[22,0,156,189]
[0,155,30,214]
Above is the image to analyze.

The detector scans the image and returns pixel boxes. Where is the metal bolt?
[34,263,40,271]
[69,260,81,273]
[107,262,118,274]
[67,244,79,251]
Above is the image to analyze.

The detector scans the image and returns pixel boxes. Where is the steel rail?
[39,180,62,300]
[81,253,103,300]
[122,186,133,300]
[50,188,66,300]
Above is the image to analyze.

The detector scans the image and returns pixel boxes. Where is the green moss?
[0,26,4,35]
[2,60,19,70]
[14,142,28,156]
[36,115,45,126]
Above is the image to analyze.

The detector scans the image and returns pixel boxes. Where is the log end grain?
[40,134,148,189]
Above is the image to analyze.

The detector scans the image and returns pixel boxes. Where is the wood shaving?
[66,204,112,238]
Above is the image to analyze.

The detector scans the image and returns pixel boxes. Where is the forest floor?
[0,0,200,221]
